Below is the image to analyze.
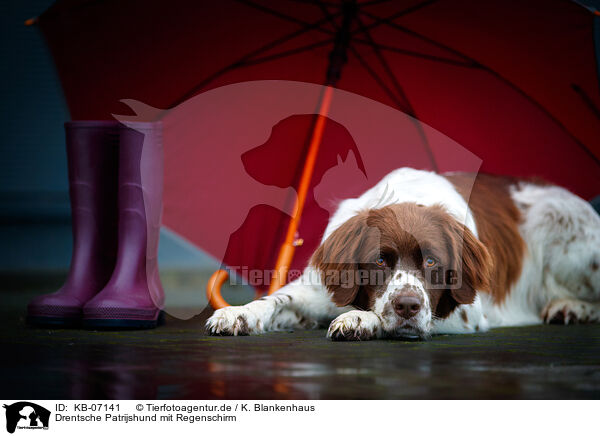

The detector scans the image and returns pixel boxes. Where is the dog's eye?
[375,257,386,267]
[424,256,436,268]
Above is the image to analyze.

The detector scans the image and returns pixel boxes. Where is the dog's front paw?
[327,310,382,341]
[542,299,592,325]
[206,306,264,336]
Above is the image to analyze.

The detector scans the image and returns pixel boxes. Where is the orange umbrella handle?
[207,86,334,310]
[268,85,333,294]
[206,269,230,309]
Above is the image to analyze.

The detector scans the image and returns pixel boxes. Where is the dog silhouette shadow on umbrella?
[115,95,368,296]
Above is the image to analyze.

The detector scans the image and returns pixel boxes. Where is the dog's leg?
[327,310,384,341]
[542,298,600,324]
[206,268,347,335]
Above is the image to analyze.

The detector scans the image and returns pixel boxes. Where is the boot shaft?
[99,121,165,308]
[63,121,121,286]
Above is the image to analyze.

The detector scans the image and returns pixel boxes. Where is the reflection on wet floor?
[2,289,600,399]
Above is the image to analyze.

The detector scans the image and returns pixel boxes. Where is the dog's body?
[207,168,600,340]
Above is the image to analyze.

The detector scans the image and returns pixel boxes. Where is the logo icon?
[3,402,50,434]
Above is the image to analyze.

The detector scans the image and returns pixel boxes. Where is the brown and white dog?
[206,168,600,340]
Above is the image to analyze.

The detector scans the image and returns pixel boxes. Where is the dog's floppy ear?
[310,213,371,307]
[431,219,491,319]
[448,219,492,305]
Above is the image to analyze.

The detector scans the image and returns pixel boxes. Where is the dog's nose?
[392,295,421,319]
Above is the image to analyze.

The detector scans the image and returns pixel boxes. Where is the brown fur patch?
[310,202,493,319]
[310,211,380,308]
[445,173,526,303]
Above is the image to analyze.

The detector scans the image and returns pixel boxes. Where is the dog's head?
[311,203,492,339]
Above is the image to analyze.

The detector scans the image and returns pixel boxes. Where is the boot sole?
[26,315,81,328]
[82,310,165,330]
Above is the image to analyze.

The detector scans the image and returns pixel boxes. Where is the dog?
[206,168,600,340]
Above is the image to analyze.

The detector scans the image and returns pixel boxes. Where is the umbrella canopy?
[34,0,600,290]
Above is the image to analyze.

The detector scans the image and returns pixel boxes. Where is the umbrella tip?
[24,17,38,26]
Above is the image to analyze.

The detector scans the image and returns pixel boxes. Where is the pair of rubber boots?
[27,121,165,329]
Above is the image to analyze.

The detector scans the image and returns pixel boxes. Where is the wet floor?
[2,286,600,399]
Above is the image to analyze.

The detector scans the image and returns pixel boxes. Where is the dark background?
[0,0,215,283]
[0,0,70,273]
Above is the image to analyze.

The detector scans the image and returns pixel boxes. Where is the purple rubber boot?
[83,122,165,329]
[27,121,120,327]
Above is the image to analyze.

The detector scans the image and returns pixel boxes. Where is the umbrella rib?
[312,0,398,106]
[234,0,441,40]
[310,0,408,109]
[170,10,341,106]
[315,1,441,172]
[571,83,600,120]
[229,0,450,73]
[354,13,439,171]
[359,8,473,63]
[233,0,335,36]
[352,38,478,68]
[355,14,415,115]
[347,44,410,112]
[241,38,335,67]
[349,0,474,68]
[356,0,442,31]
[315,0,338,31]
[360,9,600,168]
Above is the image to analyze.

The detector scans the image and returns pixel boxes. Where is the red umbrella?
[30,0,600,308]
